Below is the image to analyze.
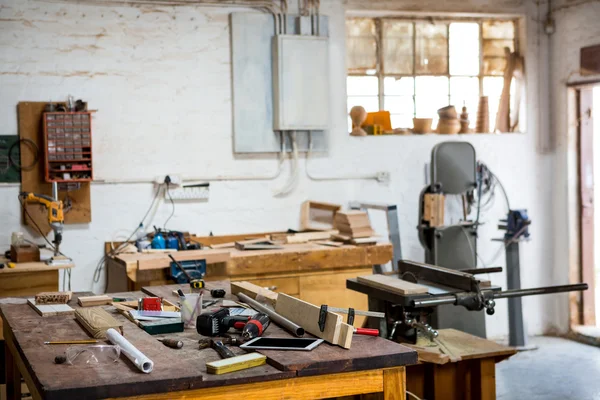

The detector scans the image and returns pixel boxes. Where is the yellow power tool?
[19,182,69,265]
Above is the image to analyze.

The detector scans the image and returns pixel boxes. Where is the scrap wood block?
[300,200,342,231]
[206,352,266,375]
[285,230,338,244]
[28,299,74,317]
[423,193,445,227]
[75,307,123,339]
[231,281,278,305]
[34,291,72,304]
[234,238,283,251]
[78,295,112,307]
[274,293,353,349]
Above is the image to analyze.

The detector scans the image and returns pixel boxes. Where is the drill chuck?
[242,313,270,339]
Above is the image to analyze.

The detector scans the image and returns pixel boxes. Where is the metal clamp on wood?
[347,308,355,325]
[318,305,327,332]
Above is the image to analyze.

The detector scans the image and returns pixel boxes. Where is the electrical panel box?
[272,35,329,131]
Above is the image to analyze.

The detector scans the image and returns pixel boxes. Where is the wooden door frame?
[570,83,598,327]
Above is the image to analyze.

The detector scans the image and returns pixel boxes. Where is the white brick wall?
[0,0,563,338]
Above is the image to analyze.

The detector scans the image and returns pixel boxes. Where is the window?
[346,17,519,133]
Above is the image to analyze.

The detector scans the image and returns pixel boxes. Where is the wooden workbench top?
[0,257,74,274]
[113,242,393,278]
[1,282,416,399]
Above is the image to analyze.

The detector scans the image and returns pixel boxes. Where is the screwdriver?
[242,313,270,340]
[158,338,183,349]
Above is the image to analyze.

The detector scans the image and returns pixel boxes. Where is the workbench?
[1,281,417,400]
[405,329,516,400]
[106,234,392,326]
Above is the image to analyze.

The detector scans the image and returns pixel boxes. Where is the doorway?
[576,84,600,332]
[593,86,600,327]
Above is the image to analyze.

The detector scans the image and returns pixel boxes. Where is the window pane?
[382,20,413,74]
[390,114,413,129]
[384,96,414,114]
[449,23,479,76]
[483,39,514,57]
[347,76,378,96]
[482,20,515,39]
[450,77,479,128]
[483,77,504,131]
[384,77,414,96]
[483,57,507,75]
[348,96,379,113]
[346,18,377,74]
[415,23,448,74]
[415,76,449,124]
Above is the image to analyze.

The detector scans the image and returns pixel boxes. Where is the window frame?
[346,16,521,130]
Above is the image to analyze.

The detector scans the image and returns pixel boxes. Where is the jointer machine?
[346,260,588,344]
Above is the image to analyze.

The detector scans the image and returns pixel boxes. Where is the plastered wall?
[0,0,565,338]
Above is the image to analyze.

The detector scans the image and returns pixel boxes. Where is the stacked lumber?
[334,211,375,238]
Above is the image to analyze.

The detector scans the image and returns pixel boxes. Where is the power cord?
[9,138,39,171]
[19,198,72,290]
[163,180,175,230]
[92,183,165,289]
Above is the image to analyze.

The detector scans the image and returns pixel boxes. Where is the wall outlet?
[154,175,182,186]
[376,171,390,184]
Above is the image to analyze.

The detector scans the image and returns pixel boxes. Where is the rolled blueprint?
[106,328,154,373]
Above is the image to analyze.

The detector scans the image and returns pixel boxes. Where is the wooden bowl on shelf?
[438,106,457,120]
[437,118,461,134]
[413,118,433,134]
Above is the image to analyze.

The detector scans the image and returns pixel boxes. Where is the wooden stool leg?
[471,358,496,400]
[5,342,21,400]
[383,367,406,400]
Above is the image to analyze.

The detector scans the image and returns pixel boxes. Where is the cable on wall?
[305,132,386,182]
[273,131,300,196]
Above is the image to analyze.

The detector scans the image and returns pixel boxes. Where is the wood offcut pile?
[333,211,377,244]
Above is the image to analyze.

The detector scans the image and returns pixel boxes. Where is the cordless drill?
[196,308,249,337]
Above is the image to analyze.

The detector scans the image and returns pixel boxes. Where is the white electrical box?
[272,35,329,131]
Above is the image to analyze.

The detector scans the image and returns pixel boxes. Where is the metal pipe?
[411,296,456,308]
[460,267,503,275]
[237,293,305,337]
[493,283,588,299]
[411,283,588,308]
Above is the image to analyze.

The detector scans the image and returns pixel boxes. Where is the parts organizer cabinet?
[105,232,393,326]
[42,112,93,183]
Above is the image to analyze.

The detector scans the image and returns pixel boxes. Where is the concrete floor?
[497,336,600,400]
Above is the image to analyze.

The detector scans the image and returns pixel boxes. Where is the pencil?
[44,340,99,345]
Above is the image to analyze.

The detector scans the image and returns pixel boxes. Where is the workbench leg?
[471,358,496,400]
[5,342,21,400]
[383,367,406,400]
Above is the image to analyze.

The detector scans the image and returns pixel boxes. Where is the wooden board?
[274,293,353,349]
[119,249,231,271]
[27,299,74,317]
[285,230,338,244]
[206,352,267,375]
[581,44,600,75]
[78,295,112,307]
[357,275,429,295]
[17,102,91,227]
[74,307,123,339]
[0,258,74,274]
[259,334,417,377]
[231,281,279,305]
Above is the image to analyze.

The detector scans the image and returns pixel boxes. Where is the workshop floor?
[497,336,600,400]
